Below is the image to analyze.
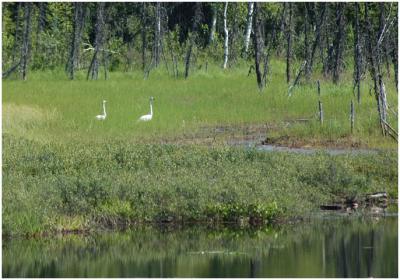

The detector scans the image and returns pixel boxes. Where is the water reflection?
[3,216,397,277]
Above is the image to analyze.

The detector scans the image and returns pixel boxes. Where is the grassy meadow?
[2,60,398,236]
[3,60,398,148]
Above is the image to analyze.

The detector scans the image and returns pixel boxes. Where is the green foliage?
[206,202,281,224]
[3,135,397,236]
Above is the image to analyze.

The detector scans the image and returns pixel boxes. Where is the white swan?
[96,100,107,120]
[138,97,154,121]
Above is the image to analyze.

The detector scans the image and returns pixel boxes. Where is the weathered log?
[367,192,388,199]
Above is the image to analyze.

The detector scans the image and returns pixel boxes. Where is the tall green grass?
[2,60,397,148]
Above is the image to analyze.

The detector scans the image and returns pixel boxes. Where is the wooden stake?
[318,100,323,125]
[350,100,355,133]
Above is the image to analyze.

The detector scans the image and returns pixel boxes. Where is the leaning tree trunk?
[243,2,254,56]
[308,3,326,75]
[252,2,265,90]
[20,2,32,80]
[223,2,229,69]
[365,3,385,135]
[332,3,344,84]
[87,2,105,80]
[285,2,292,83]
[208,4,217,44]
[184,3,202,79]
[353,2,362,104]
[67,3,85,80]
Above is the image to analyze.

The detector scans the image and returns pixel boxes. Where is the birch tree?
[243,2,254,56]
[223,2,229,69]
[208,4,217,44]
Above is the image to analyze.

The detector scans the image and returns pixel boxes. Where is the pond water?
[3,216,397,277]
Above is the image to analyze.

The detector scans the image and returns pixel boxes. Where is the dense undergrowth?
[3,134,397,237]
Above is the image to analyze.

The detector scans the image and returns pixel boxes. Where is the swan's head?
[150,96,155,102]
[103,100,107,103]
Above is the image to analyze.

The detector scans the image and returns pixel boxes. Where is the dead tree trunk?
[304,3,311,81]
[378,75,388,124]
[153,2,162,67]
[332,3,344,84]
[243,2,254,56]
[11,3,22,64]
[87,2,105,80]
[35,2,46,52]
[285,2,292,83]
[223,2,229,69]
[322,5,333,78]
[353,2,362,104]
[208,4,217,44]
[20,2,32,80]
[67,3,85,80]
[379,3,391,78]
[252,2,265,90]
[262,5,284,88]
[184,3,202,79]
[141,3,147,71]
[391,34,398,90]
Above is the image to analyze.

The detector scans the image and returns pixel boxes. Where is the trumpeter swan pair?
[95,97,155,121]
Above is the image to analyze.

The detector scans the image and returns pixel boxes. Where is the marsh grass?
[2,60,397,148]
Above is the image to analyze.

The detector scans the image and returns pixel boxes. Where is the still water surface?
[3,216,397,277]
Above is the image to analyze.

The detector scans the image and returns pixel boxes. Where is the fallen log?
[320,205,342,211]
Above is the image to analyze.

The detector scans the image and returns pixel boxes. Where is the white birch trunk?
[223,2,229,69]
[379,77,388,122]
[244,2,254,54]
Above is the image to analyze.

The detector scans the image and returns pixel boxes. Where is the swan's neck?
[150,102,153,116]
[103,103,106,116]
